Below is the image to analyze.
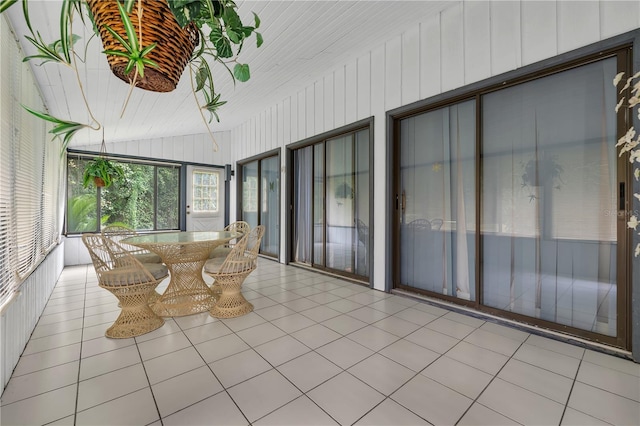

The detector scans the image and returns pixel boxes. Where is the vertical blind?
[0,16,64,310]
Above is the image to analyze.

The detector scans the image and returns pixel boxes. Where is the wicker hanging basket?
[86,0,199,93]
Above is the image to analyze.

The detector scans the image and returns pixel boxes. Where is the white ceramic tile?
[524,334,585,359]
[348,354,415,395]
[442,311,486,328]
[228,369,302,423]
[514,343,581,378]
[371,315,421,337]
[162,391,247,426]
[324,298,364,314]
[134,319,182,343]
[75,388,159,426]
[271,312,317,333]
[392,307,439,326]
[346,306,390,324]
[308,372,385,425]
[137,331,192,361]
[457,402,519,425]
[478,378,565,425]
[266,291,304,304]
[479,321,529,342]
[144,346,206,385]
[410,302,450,317]
[12,343,81,376]
[254,395,339,425]
[561,407,611,426]
[306,292,343,304]
[391,374,472,425]
[80,335,135,358]
[300,305,342,322]
[255,304,298,321]
[446,341,509,375]
[347,325,399,352]
[195,333,250,363]
[221,311,267,332]
[583,350,640,377]
[281,297,321,312]
[0,384,77,426]
[254,335,311,366]
[31,318,84,339]
[1,361,79,405]
[79,344,141,381]
[354,398,431,425]
[347,291,389,306]
[237,322,286,347]
[422,356,493,399]
[151,365,223,418]
[322,314,368,335]
[498,358,574,404]
[568,381,640,425]
[182,320,233,345]
[210,349,272,387]
[172,311,218,330]
[577,360,640,402]
[277,351,342,392]
[404,326,460,354]
[379,339,440,372]
[426,317,476,340]
[463,328,523,357]
[316,337,374,369]
[250,296,283,309]
[23,329,83,355]
[291,324,342,349]
[76,363,149,411]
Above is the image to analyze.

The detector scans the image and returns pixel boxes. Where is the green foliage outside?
[67,157,179,233]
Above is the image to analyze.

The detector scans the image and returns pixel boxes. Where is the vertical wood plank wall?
[71,1,640,293]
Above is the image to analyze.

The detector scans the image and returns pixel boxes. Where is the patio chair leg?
[104,283,165,338]
[209,275,253,318]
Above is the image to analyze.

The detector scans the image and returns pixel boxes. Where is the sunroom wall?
[225,1,640,294]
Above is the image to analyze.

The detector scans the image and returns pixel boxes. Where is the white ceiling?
[5,0,455,147]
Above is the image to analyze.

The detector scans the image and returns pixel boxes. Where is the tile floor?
[1,259,639,425]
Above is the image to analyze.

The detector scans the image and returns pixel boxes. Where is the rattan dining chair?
[82,233,168,338]
[204,225,265,318]
[102,224,163,304]
[209,220,250,259]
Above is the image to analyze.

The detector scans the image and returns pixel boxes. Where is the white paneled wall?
[222,0,640,291]
[70,1,640,291]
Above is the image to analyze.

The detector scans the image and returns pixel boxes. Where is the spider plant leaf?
[0,0,18,14]
[139,42,157,58]
[256,32,263,48]
[103,49,132,58]
[116,0,139,53]
[123,0,135,14]
[59,0,73,63]
[105,25,132,53]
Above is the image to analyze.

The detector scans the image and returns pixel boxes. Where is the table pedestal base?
[151,259,216,317]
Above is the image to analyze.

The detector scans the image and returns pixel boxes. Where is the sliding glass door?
[394,49,629,347]
[239,152,280,258]
[292,126,370,280]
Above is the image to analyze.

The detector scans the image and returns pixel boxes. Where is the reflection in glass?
[481,58,617,336]
[399,101,476,300]
[260,156,280,256]
[241,161,259,228]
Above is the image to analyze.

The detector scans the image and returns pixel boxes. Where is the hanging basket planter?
[86,0,199,93]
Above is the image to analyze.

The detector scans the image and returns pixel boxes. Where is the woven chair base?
[209,275,253,318]
[101,283,165,338]
[209,292,254,318]
[119,290,161,308]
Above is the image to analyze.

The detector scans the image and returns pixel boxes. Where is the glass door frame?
[285,117,375,284]
[236,148,282,259]
[388,45,633,350]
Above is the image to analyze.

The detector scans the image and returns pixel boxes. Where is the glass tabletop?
[122,231,239,245]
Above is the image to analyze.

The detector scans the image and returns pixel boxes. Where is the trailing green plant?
[0,0,262,150]
[82,157,125,188]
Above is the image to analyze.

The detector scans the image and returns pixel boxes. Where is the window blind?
[0,16,64,309]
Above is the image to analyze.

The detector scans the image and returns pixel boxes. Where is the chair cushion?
[203,257,224,274]
[133,252,163,264]
[101,264,168,286]
[208,245,232,259]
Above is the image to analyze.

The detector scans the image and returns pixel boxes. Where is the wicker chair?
[102,225,163,264]
[208,221,250,259]
[205,225,265,318]
[102,225,163,304]
[82,234,167,338]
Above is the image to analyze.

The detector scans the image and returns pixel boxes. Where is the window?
[66,155,180,233]
[192,169,219,213]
